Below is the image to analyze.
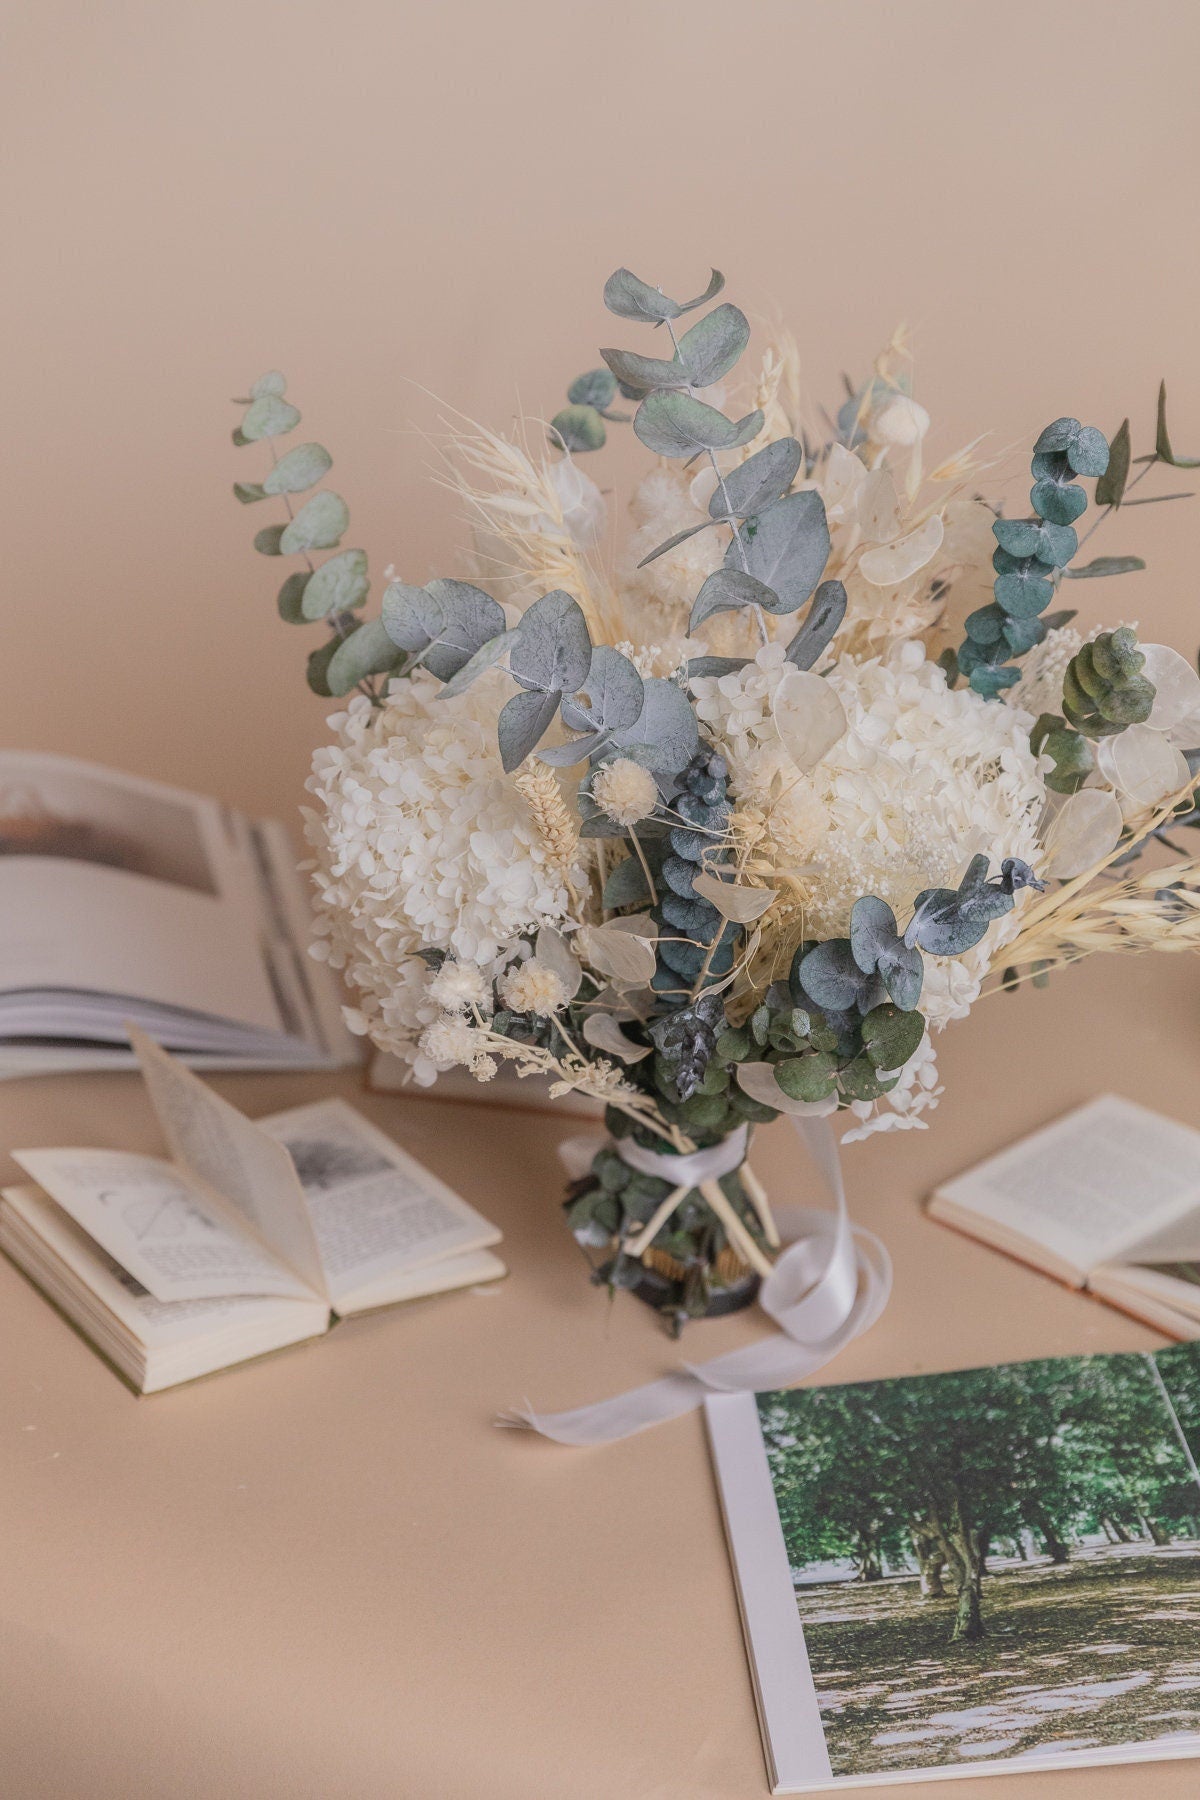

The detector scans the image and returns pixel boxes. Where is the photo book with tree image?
[0,749,357,1075]
[928,1094,1200,1337]
[0,1030,504,1391]
[706,1346,1200,1793]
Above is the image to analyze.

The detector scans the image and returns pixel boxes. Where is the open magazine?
[928,1095,1200,1337]
[0,750,355,1073]
[0,1029,504,1390]
[707,1346,1200,1792]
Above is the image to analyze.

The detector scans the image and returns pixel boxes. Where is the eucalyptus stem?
[664,316,768,647]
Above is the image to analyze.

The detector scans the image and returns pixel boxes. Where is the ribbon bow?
[500,1116,891,1445]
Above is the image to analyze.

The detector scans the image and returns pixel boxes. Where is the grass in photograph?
[759,1344,1200,1778]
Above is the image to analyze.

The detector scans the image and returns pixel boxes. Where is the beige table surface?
[1,949,1198,1800]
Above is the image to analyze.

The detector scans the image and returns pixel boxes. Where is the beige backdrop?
[3,0,1199,816]
[5,7,1200,1799]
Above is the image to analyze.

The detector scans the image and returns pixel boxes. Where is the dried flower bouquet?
[231,267,1200,1329]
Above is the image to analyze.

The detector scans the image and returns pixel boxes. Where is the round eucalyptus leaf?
[306,637,339,696]
[233,481,267,505]
[254,523,285,556]
[326,619,404,695]
[497,688,560,772]
[1066,425,1109,478]
[598,346,686,397]
[690,568,779,631]
[262,442,333,496]
[602,267,682,323]
[277,571,312,623]
[301,549,370,619]
[710,437,802,521]
[562,644,644,733]
[279,490,349,554]
[608,677,698,773]
[507,589,591,693]
[567,368,618,409]
[549,405,606,453]
[676,303,750,388]
[240,394,301,441]
[634,390,763,458]
[994,568,1054,618]
[731,490,830,613]
[1031,478,1087,526]
[1032,417,1081,455]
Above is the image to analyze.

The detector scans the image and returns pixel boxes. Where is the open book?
[707,1346,1200,1791]
[0,1030,504,1390]
[929,1094,1200,1337]
[0,750,356,1075]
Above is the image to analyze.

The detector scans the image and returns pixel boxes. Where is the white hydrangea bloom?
[302,669,571,1085]
[693,638,1047,1133]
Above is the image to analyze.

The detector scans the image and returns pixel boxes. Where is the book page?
[0,751,284,1033]
[10,1149,314,1302]
[131,1028,328,1297]
[934,1095,1200,1274]
[258,1098,501,1308]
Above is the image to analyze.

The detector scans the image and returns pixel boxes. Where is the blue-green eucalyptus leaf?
[1001,614,1047,656]
[964,605,1005,645]
[675,303,749,386]
[262,442,333,496]
[233,481,267,504]
[497,688,560,772]
[683,655,751,680]
[567,368,617,409]
[636,519,717,568]
[326,619,404,695]
[254,523,286,556]
[690,568,779,630]
[437,630,513,699]
[711,438,802,520]
[676,269,725,313]
[549,405,606,453]
[603,854,651,909]
[608,677,698,773]
[849,895,924,1011]
[634,390,763,457]
[731,490,830,613]
[301,549,369,619]
[561,644,644,732]
[1062,555,1147,579]
[421,579,507,679]
[1066,426,1109,478]
[306,637,339,696]
[507,589,591,693]
[784,579,847,669]
[1031,478,1087,526]
[240,394,301,441]
[992,517,1077,566]
[380,581,438,652]
[536,729,610,766]
[797,939,871,1012]
[994,568,1054,618]
[599,346,686,396]
[279,490,348,553]
[1032,417,1081,455]
[602,268,682,323]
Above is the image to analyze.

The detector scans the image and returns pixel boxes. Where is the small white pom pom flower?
[499,958,570,1016]
[426,960,490,1014]
[590,757,659,828]
[418,1015,481,1067]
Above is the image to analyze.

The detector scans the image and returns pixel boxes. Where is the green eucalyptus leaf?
[279,491,348,553]
[250,371,287,399]
[603,854,651,910]
[568,368,618,409]
[508,589,591,693]
[1156,380,1200,469]
[1066,426,1109,478]
[497,688,560,771]
[233,481,267,504]
[683,655,751,680]
[637,519,717,568]
[774,1055,837,1103]
[240,394,301,441]
[300,548,370,619]
[711,438,802,520]
[561,644,644,733]
[1095,418,1131,507]
[784,579,847,670]
[992,517,1077,566]
[607,676,698,773]
[732,490,830,613]
[277,571,311,623]
[326,619,404,695]
[602,268,682,323]
[437,630,513,700]
[599,346,686,396]
[254,523,286,556]
[994,567,1054,618]
[861,1002,925,1072]
[634,390,763,457]
[231,427,250,447]
[1062,555,1146,580]
[306,637,339,696]
[1031,478,1087,527]
[690,568,779,630]
[675,303,749,387]
[676,269,725,313]
[262,442,333,496]
[381,578,506,681]
[549,405,606,453]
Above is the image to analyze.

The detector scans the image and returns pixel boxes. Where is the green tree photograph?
[758,1344,1200,1777]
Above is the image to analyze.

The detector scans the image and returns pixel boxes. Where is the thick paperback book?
[707,1346,1200,1791]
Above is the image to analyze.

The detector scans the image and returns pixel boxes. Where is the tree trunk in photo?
[1029,1503,1070,1563]
[854,1526,884,1582]
[1103,1515,1132,1543]
[1138,1512,1171,1546]
[929,1496,986,1643]
[910,1524,946,1599]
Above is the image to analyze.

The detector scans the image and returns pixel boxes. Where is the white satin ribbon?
[499,1117,892,1445]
